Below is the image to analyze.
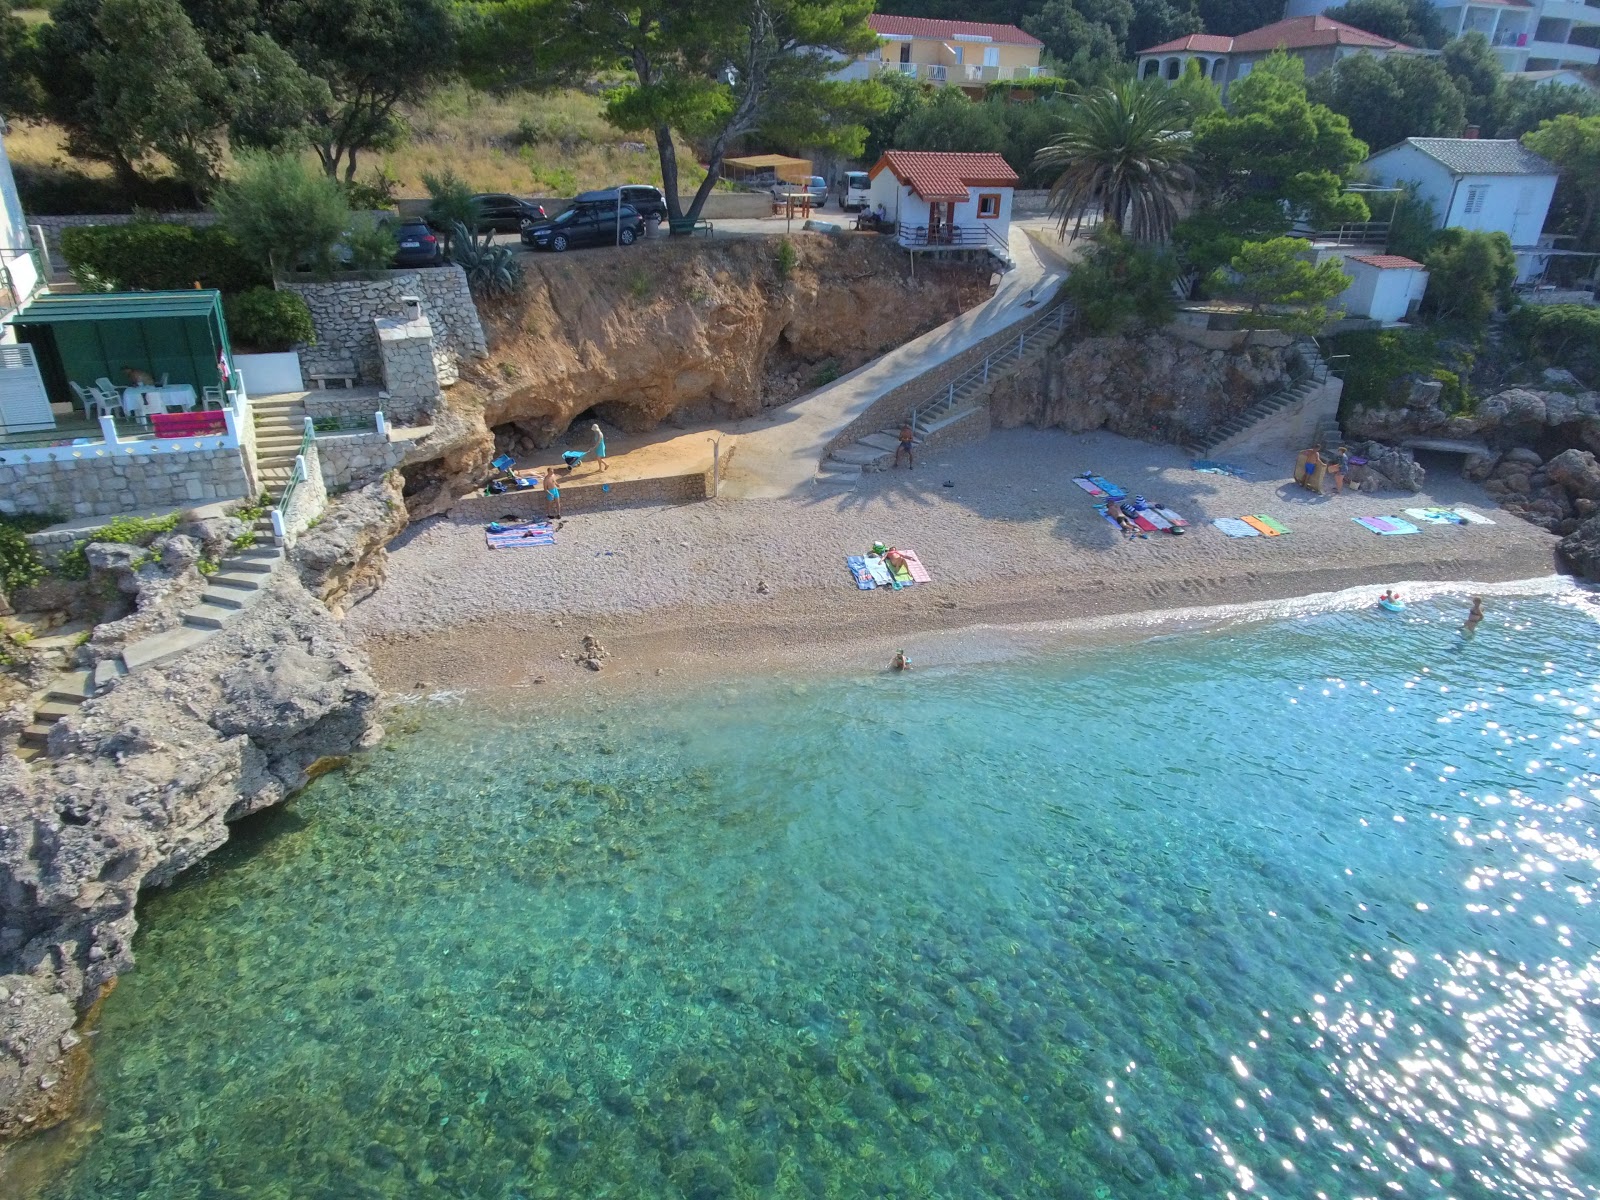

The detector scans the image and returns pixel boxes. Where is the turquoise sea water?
[9,594,1600,1200]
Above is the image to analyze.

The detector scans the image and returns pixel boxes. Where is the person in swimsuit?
[1108,502,1142,538]
[894,424,915,469]
[884,547,909,577]
[542,466,561,519]
[1462,595,1484,634]
[590,422,608,472]
[891,650,911,672]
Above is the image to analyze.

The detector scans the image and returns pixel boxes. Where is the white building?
[0,126,41,332]
[1283,0,1599,75]
[1362,137,1559,281]
[866,151,1018,259]
[1338,254,1431,322]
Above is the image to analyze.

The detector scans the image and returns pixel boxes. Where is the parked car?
[391,218,444,267]
[595,185,669,224]
[771,175,828,206]
[522,201,647,251]
[839,171,871,212]
[471,194,548,233]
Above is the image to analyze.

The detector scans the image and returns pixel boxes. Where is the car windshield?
[552,209,579,225]
[846,173,869,188]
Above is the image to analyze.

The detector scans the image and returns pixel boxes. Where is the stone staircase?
[1188,336,1340,457]
[820,303,1067,485]
[16,669,95,762]
[252,394,310,500]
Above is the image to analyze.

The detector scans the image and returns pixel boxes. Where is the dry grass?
[4,84,714,204]
[13,7,52,25]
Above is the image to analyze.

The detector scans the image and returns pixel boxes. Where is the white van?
[840,171,871,212]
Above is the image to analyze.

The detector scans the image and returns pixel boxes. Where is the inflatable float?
[1377,597,1406,613]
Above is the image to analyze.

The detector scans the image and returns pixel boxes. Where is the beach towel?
[1140,509,1173,531]
[486,523,555,548]
[1072,476,1106,497]
[1097,504,1148,538]
[1404,507,1466,526]
[899,549,933,584]
[846,554,875,590]
[864,555,893,587]
[1153,506,1188,528]
[1354,516,1420,536]
[1130,510,1159,533]
[1089,475,1128,499]
[1254,514,1291,535]
[1212,518,1260,538]
[1192,460,1249,478]
[1239,515,1279,537]
[1452,507,1495,525]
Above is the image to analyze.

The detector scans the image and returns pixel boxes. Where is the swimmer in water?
[1462,595,1484,634]
[891,650,911,672]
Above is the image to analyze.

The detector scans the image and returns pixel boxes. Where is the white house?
[866,151,1018,258]
[1361,137,1559,282]
[1283,0,1599,76]
[1338,254,1430,323]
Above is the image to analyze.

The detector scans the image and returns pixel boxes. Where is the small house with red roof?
[833,14,1050,94]
[867,151,1019,262]
[1336,254,1430,323]
[1137,15,1417,95]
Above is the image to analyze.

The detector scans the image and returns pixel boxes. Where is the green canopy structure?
[6,290,236,409]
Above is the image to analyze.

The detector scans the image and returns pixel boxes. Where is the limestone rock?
[1544,449,1600,503]
[1479,389,1548,429]
[0,573,380,1136]
[1502,447,1544,467]
[0,974,77,1140]
[292,473,410,616]
[1353,442,1425,492]
[1544,367,1582,388]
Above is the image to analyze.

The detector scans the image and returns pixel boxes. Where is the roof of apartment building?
[870,151,1020,202]
[1140,14,1410,55]
[868,14,1044,48]
[1350,254,1425,270]
[1381,137,1557,176]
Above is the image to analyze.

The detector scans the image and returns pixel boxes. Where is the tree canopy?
[1422,228,1516,323]
[1308,51,1465,152]
[1440,33,1501,132]
[1524,114,1600,250]
[1209,236,1352,333]
[1321,0,1445,49]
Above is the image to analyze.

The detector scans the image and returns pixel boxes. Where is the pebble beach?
[349,427,1563,692]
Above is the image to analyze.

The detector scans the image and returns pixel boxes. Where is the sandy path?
[349,429,1560,692]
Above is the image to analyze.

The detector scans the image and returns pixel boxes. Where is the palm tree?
[1033,81,1195,244]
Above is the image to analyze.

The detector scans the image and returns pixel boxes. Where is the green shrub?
[341,213,399,271]
[214,155,351,277]
[1330,328,1442,414]
[424,170,480,254]
[223,287,315,352]
[775,237,797,280]
[55,512,181,580]
[343,170,400,212]
[1430,367,1474,414]
[0,517,49,593]
[60,221,268,294]
[1508,304,1600,385]
[448,222,523,297]
[810,360,841,388]
[1064,229,1178,334]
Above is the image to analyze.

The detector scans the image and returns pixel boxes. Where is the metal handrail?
[907,303,1068,432]
[274,417,316,518]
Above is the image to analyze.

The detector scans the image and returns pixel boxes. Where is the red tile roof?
[870,151,1019,202]
[869,14,1043,48]
[1139,15,1411,56]
[1351,254,1426,269]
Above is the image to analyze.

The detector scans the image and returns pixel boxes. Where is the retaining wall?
[0,446,250,518]
[277,265,488,393]
[318,430,414,492]
[452,464,713,520]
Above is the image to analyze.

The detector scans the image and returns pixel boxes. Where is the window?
[1464,184,1488,215]
[983,46,999,67]
[977,193,1001,219]
[952,46,963,64]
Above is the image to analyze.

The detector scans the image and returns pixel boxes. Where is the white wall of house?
[0,131,26,261]
[951,187,1013,238]
[1340,262,1429,322]
[867,174,921,225]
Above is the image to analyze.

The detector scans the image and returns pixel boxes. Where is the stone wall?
[0,447,250,519]
[374,310,442,412]
[318,430,414,492]
[282,266,487,392]
[452,463,712,519]
[279,442,327,546]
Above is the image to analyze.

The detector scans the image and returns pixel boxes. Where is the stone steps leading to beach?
[15,668,93,761]
[1189,336,1340,457]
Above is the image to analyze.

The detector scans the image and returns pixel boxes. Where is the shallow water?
[10,596,1600,1200]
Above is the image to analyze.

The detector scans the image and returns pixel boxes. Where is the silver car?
[770,175,828,207]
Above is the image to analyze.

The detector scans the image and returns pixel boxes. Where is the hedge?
[223,287,314,352]
[60,222,268,295]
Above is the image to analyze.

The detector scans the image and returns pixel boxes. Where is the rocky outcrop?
[292,472,410,616]
[0,575,381,1138]
[1347,442,1426,493]
[988,331,1291,445]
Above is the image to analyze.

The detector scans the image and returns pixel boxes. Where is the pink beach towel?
[900,549,932,584]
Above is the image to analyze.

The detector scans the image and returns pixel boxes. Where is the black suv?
[612,185,668,224]
[471,193,547,233]
[522,202,646,251]
[391,218,443,267]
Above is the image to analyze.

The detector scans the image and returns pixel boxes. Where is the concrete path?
[719,225,1068,500]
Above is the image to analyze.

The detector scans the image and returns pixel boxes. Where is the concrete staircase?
[821,303,1067,485]
[15,669,95,762]
[252,394,310,500]
[1189,336,1341,457]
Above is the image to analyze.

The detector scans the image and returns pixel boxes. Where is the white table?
[122,384,198,419]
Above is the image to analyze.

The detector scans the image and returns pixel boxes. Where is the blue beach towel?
[845,554,875,590]
[1192,460,1249,478]
[1354,516,1420,536]
[1212,517,1260,538]
[1089,475,1127,499]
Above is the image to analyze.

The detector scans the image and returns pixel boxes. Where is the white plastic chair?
[95,376,119,397]
[157,372,169,387]
[201,385,226,410]
[69,381,96,418]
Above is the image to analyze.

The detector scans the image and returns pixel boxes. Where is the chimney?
[1463,125,1480,139]
[401,295,422,321]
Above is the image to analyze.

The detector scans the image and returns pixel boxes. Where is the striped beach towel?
[486,523,555,548]
[1354,516,1420,536]
[899,549,933,584]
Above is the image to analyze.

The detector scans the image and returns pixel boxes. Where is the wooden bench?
[151,410,228,438]
[308,372,357,390]
[667,217,714,237]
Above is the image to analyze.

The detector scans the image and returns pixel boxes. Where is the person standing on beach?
[542,466,561,519]
[590,423,608,472]
[894,424,915,469]
[1462,596,1484,634]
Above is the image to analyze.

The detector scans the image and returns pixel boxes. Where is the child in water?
[891,650,911,672]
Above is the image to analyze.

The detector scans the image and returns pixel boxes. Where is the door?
[0,343,56,435]
[899,43,910,63]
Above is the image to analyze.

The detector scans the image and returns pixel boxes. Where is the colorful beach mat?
[1088,474,1127,499]
[1153,506,1188,528]
[900,549,933,584]
[1072,476,1106,497]
[1354,516,1420,536]
[845,555,875,590]
[1404,507,1466,526]
[1452,507,1495,525]
[1212,517,1260,538]
[485,522,555,548]
[1241,514,1290,536]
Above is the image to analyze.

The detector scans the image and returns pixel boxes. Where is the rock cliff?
[291,473,410,616]
[0,575,380,1139]
[988,332,1291,445]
